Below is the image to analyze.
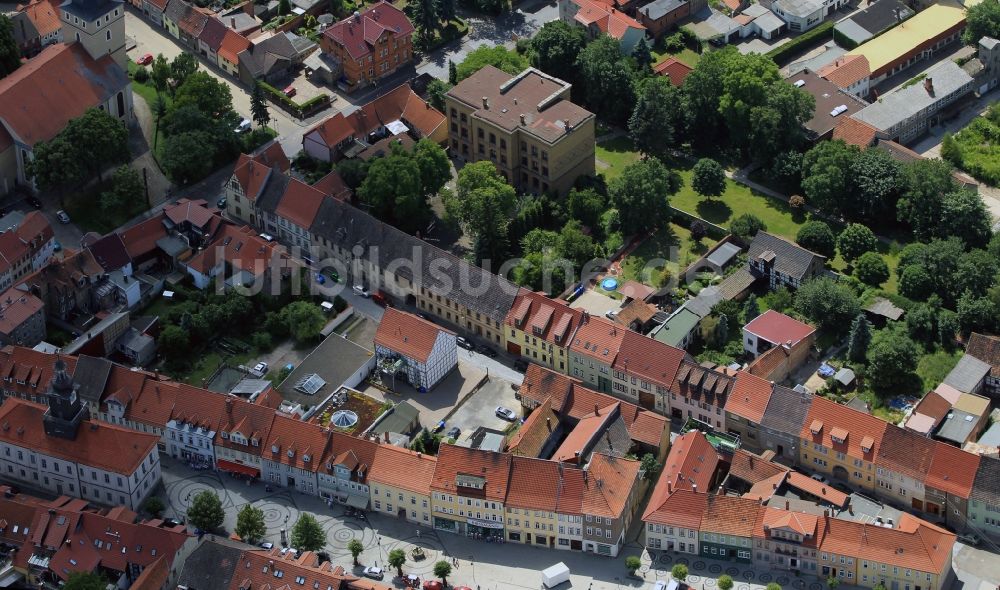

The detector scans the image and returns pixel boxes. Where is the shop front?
[466,517,504,540]
[217,459,260,479]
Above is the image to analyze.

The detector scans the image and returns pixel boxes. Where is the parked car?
[372,290,390,307]
[363,566,384,580]
[810,474,828,484]
[478,345,498,358]
[495,406,517,421]
[137,53,154,65]
[283,85,297,98]
[217,196,227,209]
[605,309,618,320]
[27,196,42,209]
[447,426,461,439]
[353,284,370,297]
[314,273,326,285]
[513,359,529,372]
[456,336,474,351]
[258,233,274,242]
[234,118,252,133]
[55,210,70,223]
[958,533,981,546]
[252,362,268,375]
[328,269,340,283]
[52,241,62,252]
[260,542,274,550]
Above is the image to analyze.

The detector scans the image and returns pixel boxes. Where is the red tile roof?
[653,57,693,86]
[312,170,352,201]
[660,431,722,494]
[0,399,159,475]
[164,198,217,229]
[552,404,617,463]
[305,84,444,151]
[785,471,849,507]
[219,29,252,65]
[370,443,437,497]
[275,178,328,229]
[18,0,62,38]
[0,289,43,338]
[642,487,708,528]
[230,548,388,590]
[322,1,414,61]
[613,329,685,389]
[817,54,871,89]
[118,215,168,260]
[925,440,979,498]
[701,494,761,537]
[743,310,816,347]
[506,456,561,512]
[582,453,640,518]
[570,315,625,363]
[757,506,819,538]
[570,0,646,40]
[0,42,127,147]
[266,414,330,472]
[506,289,583,348]
[431,445,512,502]
[832,117,879,147]
[185,224,286,276]
[506,397,558,457]
[966,332,1000,377]
[375,308,454,364]
[728,448,788,485]
[800,397,888,462]
[819,513,954,573]
[726,371,775,423]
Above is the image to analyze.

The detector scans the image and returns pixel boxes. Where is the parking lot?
[443,376,521,438]
[360,360,492,428]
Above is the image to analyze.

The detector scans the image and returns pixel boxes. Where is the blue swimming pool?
[601,277,619,291]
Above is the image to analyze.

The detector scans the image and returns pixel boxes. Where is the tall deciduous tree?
[729,214,767,244]
[577,35,636,124]
[854,251,889,286]
[359,151,428,233]
[290,514,325,552]
[187,491,225,532]
[849,148,901,222]
[425,79,451,112]
[691,158,726,199]
[795,221,836,258]
[26,136,86,196]
[628,76,687,160]
[410,0,440,42]
[450,161,518,264]
[174,71,234,116]
[608,157,680,235]
[455,45,528,81]
[412,138,451,198]
[151,54,171,93]
[962,0,1000,45]
[801,140,859,215]
[837,223,877,262]
[162,131,213,184]
[529,21,586,83]
[0,14,20,79]
[433,560,452,584]
[280,301,326,342]
[940,188,992,248]
[897,158,957,241]
[794,277,861,334]
[65,108,130,182]
[867,326,919,391]
[170,52,199,88]
[235,505,267,545]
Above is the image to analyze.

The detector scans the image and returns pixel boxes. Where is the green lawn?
[620,223,717,288]
[595,136,642,181]
[916,349,963,393]
[652,48,702,68]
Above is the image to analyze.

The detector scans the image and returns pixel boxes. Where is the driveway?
[359,361,488,427]
[444,375,520,435]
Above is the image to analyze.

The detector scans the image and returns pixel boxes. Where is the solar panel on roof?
[294,373,326,395]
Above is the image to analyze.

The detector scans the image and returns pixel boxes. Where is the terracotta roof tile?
[506,289,582,348]
[817,54,871,89]
[570,316,625,363]
[0,289,44,338]
[18,0,62,39]
[431,445,511,501]
[660,431,722,494]
[570,0,646,40]
[321,1,413,61]
[832,117,879,147]
[613,329,685,389]
[701,494,761,537]
[642,486,708,528]
[757,506,819,539]
[229,548,387,590]
[743,310,815,347]
[0,398,159,475]
[552,404,617,463]
[218,29,252,65]
[819,514,954,573]
[581,453,640,518]
[800,397,887,461]
[506,456,561,511]
[877,424,935,480]
[653,57,693,86]
[375,308,454,364]
[275,178,328,229]
[0,43,127,146]
[785,471,849,507]
[728,448,788,485]
[925,441,979,498]
[726,372,774,424]
[312,170,352,201]
[118,215,168,260]
[506,397,558,457]
[370,443,436,496]
[265,415,331,472]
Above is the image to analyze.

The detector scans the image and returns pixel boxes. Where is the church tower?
[59,0,126,70]
[42,359,88,440]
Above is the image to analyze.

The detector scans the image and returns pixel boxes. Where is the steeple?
[43,358,88,440]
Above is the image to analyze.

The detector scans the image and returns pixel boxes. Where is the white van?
[542,562,570,588]
[320,301,335,313]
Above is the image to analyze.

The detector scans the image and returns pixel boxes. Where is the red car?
[283,85,297,98]
[136,53,153,65]
[422,582,443,590]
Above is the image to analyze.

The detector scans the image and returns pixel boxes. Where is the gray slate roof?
[935,408,979,445]
[309,198,519,323]
[163,0,187,23]
[943,354,991,394]
[60,0,123,22]
[760,384,813,433]
[253,167,291,214]
[707,242,742,268]
[639,0,687,20]
[71,355,112,404]
[748,231,826,281]
[847,0,912,36]
[176,539,244,590]
[971,454,1000,504]
[864,297,904,321]
[278,333,373,404]
[773,0,824,18]
[853,60,974,132]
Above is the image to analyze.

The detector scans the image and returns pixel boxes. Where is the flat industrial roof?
[846,3,966,74]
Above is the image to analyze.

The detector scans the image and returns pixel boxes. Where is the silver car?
[495,406,517,421]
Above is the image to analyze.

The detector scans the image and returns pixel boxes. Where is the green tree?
[410,0,440,42]
[158,325,190,358]
[456,44,528,81]
[438,0,456,21]
[897,158,958,241]
[358,151,427,233]
[691,158,726,199]
[280,301,325,343]
[170,52,199,88]
[142,497,165,517]
[109,165,144,210]
[632,36,653,71]
[425,79,451,112]
[175,71,234,116]
[433,560,452,584]
[64,108,130,182]
[849,148,901,222]
[235,505,266,545]
[743,294,760,322]
[279,0,291,15]
[801,140,859,215]
[794,277,861,334]
[640,453,660,481]
[899,264,934,301]
[448,59,458,84]
[625,556,642,575]
[940,132,962,166]
[719,575,735,590]
[767,584,783,590]
[450,161,518,264]
[250,82,270,128]
[939,309,960,347]
[827,580,840,590]
[153,93,168,150]
[577,35,636,124]
[608,157,681,235]
[867,326,919,391]
[715,313,729,344]
[955,248,999,298]
[337,158,369,190]
[729,213,767,244]
[347,538,364,566]
[63,572,109,590]
[529,20,586,82]
[796,221,836,258]
[628,76,687,160]
[690,220,707,243]
[557,220,597,268]
[187,490,225,532]
[26,136,86,197]
[957,292,997,334]
[567,187,607,231]
[290,514,325,552]
[906,297,941,346]
[151,54,171,93]
[962,0,1000,45]
[412,138,451,198]
[940,188,992,248]
[854,251,889,286]
[847,313,872,363]
[162,131,214,184]
[388,548,407,577]
[837,223,878,262]
[672,564,688,582]
[0,14,20,78]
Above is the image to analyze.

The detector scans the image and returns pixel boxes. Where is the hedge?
[258,81,331,119]
[766,21,834,66]
[832,27,858,50]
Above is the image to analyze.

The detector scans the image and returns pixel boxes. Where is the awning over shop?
[345,494,369,509]
[217,460,260,477]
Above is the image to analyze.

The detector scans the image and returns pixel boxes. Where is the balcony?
[682,418,740,453]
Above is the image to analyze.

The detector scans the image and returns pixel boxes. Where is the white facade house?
[771,0,848,32]
[166,418,216,465]
[374,308,458,392]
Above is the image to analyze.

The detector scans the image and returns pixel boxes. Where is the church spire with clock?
[42,359,88,440]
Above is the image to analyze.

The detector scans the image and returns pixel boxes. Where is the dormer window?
[221,432,229,439]
[271,444,279,454]
[303,454,311,463]
[287,449,295,459]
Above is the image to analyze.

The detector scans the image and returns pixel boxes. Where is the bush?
[854,251,890,286]
[766,21,834,65]
[133,66,150,83]
[789,194,805,209]
[251,331,273,351]
[333,295,348,313]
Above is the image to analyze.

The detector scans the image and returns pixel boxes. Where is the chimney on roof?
[226,396,233,415]
[692,483,697,492]
[924,77,934,96]
[824,509,830,518]
[595,404,600,416]
[749,455,754,468]
[231,17,236,27]
[519,114,526,125]
[482,97,489,109]
[384,431,390,443]
[546,417,552,432]
[667,481,672,493]
[717,485,724,496]
[786,500,790,510]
